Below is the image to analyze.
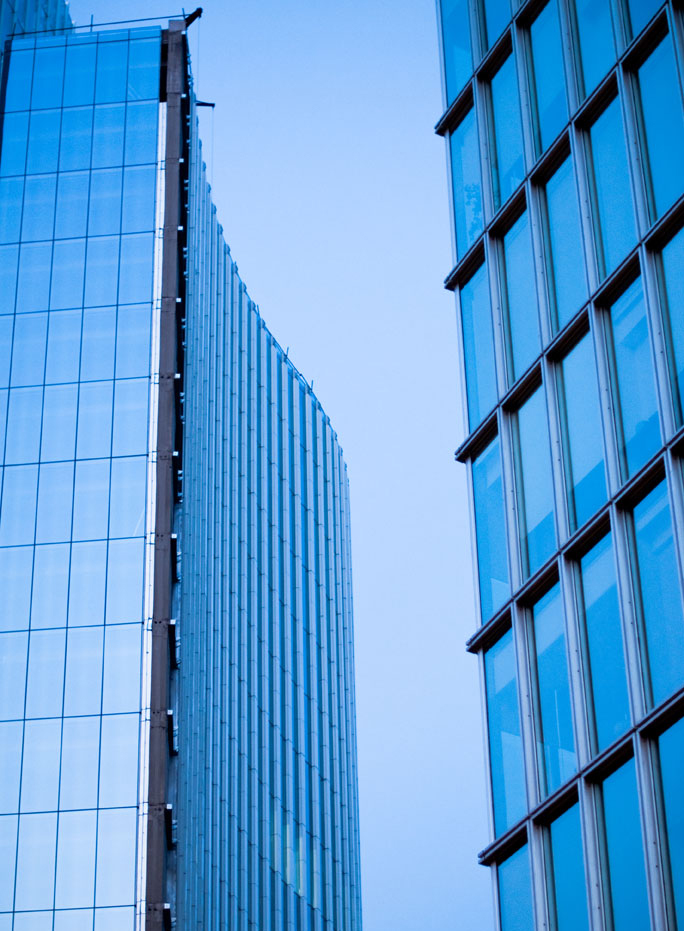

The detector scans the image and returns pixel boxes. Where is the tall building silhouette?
[0,4,362,929]
[437,0,684,928]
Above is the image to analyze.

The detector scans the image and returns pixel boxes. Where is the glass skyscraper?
[0,4,362,930]
[437,0,684,928]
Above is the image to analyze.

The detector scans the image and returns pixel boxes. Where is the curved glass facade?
[437,0,684,928]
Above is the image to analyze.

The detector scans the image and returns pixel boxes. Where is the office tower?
[436,0,684,929]
[0,6,362,931]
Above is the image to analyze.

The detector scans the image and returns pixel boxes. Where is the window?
[501,211,540,382]
[481,0,511,52]
[472,435,510,621]
[625,0,662,41]
[571,0,615,99]
[543,155,587,332]
[460,262,497,429]
[547,804,590,931]
[489,55,524,210]
[497,843,534,930]
[441,0,472,105]
[484,629,526,834]
[657,717,684,929]
[529,0,567,155]
[660,227,684,425]
[450,108,484,258]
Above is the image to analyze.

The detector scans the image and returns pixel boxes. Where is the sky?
[68,2,495,928]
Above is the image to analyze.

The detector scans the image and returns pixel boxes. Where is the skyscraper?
[437,0,684,928]
[0,4,362,930]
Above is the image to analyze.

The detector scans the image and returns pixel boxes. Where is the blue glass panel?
[64,626,103,716]
[490,56,524,210]
[41,384,78,461]
[545,157,587,331]
[637,35,684,221]
[461,263,496,429]
[602,758,650,931]
[55,809,97,908]
[450,109,483,258]
[94,907,135,930]
[516,387,556,577]
[124,100,158,164]
[77,381,113,459]
[441,0,472,105]
[633,481,684,706]
[530,1,567,154]
[16,241,51,313]
[14,812,57,909]
[89,168,123,236]
[128,36,161,101]
[99,713,139,806]
[0,815,18,909]
[549,805,589,931]
[608,278,660,477]
[0,325,9,386]
[91,104,125,168]
[112,378,148,456]
[578,533,630,751]
[50,239,86,310]
[0,632,28,719]
[626,0,661,39]
[45,310,81,383]
[573,0,614,97]
[20,717,61,812]
[85,236,119,306]
[0,112,29,177]
[14,913,54,931]
[31,45,65,110]
[69,541,107,627]
[81,306,116,381]
[72,459,110,541]
[559,335,607,528]
[55,911,95,931]
[0,465,38,545]
[0,721,22,812]
[483,0,511,49]
[106,538,144,624]
[95,808,137,905]
[498,844,533,931]
[0,547,32,632]
[59,716,100,810]
[21,174,57,242]
[55,172,89,239]
[531,584,576,795]
[5,386,43,464]
[26,109,61,174]
[502,212,539,382]
[590,98,636,276]
[0,388,5,451]
[25,628,65,718]
[5,48,34,112]
[122,164,156,233]
[35,461,74,544]
[119,233,154,304]
[0,177,24,244]
[473,435,510,621]
[109,456,146,537]
[95,41,128,104]
[658,717,684,928]
[485,629,526,835]
[59,107,93,172]
[31,544,69,629]
[63,41,97,107]
[661,228,684,424]
[0,245,19,314]
[102,624,141,714]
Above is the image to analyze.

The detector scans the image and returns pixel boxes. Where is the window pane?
[15,812,57,909]
[529,0,567,155]
[0,546,33,632]
[5,386,43,464]
[482,0,511,50]
[124,101,158,165]
[69,541,107,627]
[531,584,575,795]
[548,805,590,931]
[116,304,152,378]
[59,716,100,810]
[441,0,472,104]
[498,844,533,931]
[5,48,34,112]
[461,264,497,429]
[95,807,137,906]
[0,721,22,813]
[64,626,103,716]
[127,36,161,101]
[636,34,684,221]
[31,44,65,110]
[21,173,56,242]
[0,815,18,909]
[45,310,81,384]
[26,109,60,174]
[80,306,116,381]
[41,383,78,461]
[55,171,89,239]
[50,239,86,310]
[602,758,650,931]
[658,717,684,929]
[0,176,24,244]
[119,233,154,304]
[20,717,61,812]
[1,112,29,177]
[490,56,524,210]
[85,236,119,307]
[559,335,607,528]
[0,631,28,720]
[573,0,614,98]
[661,228,684,425]
[106,539,144,625]
[625,0,661,40]
[109,456,146,537]
[632,481,684,706]
[59,107,93,172]
[0,244,19,314]
[77,380,113,459]
[99,713,139,807]
[578,533,630,751]
[450,109,484,257]
[91,104,125,168]
[501,212,540,382]
[102,623,141,713]
[589,97,636,277]
[607,278,660,477]
[544,157,587,331]
[55,809,97,908]
[88,168,123,236]
[31,543,70,629]
[485,629,526,835]
[473,435,510,621]
[25,628,65,718]
[36,460,74,544]
[122,165,156,233]
[17,241,51,313]
[63,40,96,106]
[0,464,38,545]
[73,459,110,541]
[515,387,556,577]
[95,40,128,104]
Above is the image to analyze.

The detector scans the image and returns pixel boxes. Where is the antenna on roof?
[185,7,203,27]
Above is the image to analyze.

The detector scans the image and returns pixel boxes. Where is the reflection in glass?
[661,228,684,425]
[515,387,556,577]
[41,384,78,461]
[31,544,70,629]
[64,40,96,107]
[0,632,28,720]
[589,97,636,277]
[100,714,140,807]
[529,0,567,154]
[473,435,510,621]
[490,56,524,210]
[36,461,74,543]
[0,465,38,545]
[501,212,539,382]
[548,804,589,931]
[69,541,107,627]
[20,718,61,812]
[60,716,100,811]
[450,109,483,258]
[128,36,162,100]
[25,628,65,718]
[441,0,472,105]
[578,533,630,751]
[15,812,57,909]
[658,717,684,929]
[0,814,18,909]
[0,547,33,632]
[607,278,660,477]
[544,156,586,331]
[498,843,533,930]
[632,481,684,706]
[602,758,650,931]
[5,386,43,464]
[106,538,144,624]
[460,263,496,429]
[0,721,22,813]
[482,0,510,50]
[64,626,103,716]
[55,810,97,908]
[95,807,137,906]
[572,0,613,97]
[103,623,142,713]
[485,630,526,835]
[626,0,661,40]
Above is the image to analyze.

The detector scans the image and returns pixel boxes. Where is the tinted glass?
[482,0,511,50]
[498,844,533,931]
[632,481,684,706]
[658,717,684,929]
[549,804,590,931]
[544,156,587,331]
[661,228,684,425]
[490,56,524,209]
[515,387,556,577]
[461,262,497,429]
[578,533,630,751]
[485,630,526,835]
[501,212,539,382]
[529,1,567,154]
[473,435,510,621]
[573,0,614,97]
[441,0,472,104]
[626,0,662,40]
[450,109,484,257]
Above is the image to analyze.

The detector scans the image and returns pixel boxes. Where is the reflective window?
[31,44,65,110]
[558,334,607,529]
[490,55,524,210]
[5,386,43,464]
[31,544,69,629]
[577,533,630,751]
[5,48,33,112]
[26,110,60,174]
[0,632,28,720]
[0,547,33,632]
[501,212,540,382]
[0,721,22,813]
[0,465,38,545]
[73,459,110,540]
[572,0,614,98]
[530,584,576,795]
[102,623,141,713]
[658,717,684,929]
[15,812,57,909]
[589,97,637,277]
[63,40,96,107]
[20,718,61,812]
[55,810,97,908]
[0,814,18,909]
[17,241,51,313]
[109,456,146,537]
[69,541,107,627]
[60,716,100,810]
[106,538,144,624]
[473,435,510,621]
[514,387,556,578]
[116,304,152,378]
[481,0,511,51]
[661,228,684,425]
[128,36,161,100]
[529,1,567,155]
[41,384,77,460]
[50,239,86,310]
[96,40,128,104]
[441,0,472,105]
[632,480,684,706]
[25,628,65,718]
[606,278,660,477]
[450,108,484,258]
[636,34,684,222]
[91,104,125,169]
[548,804,590,931]
[485,629,526,835]
[81,306,116,381]
[55,172,89,239]
[59,107,93,172]
[460,263,496,429]
[602,758,650,931]
[64,626,103,716]
[498,843,533,930]
[544,156,587,332]
[35,461,74,543]
[95,808,137,906]
[625,0,662,40]
[22,174,56,242]
[100,714,140,807]
[124,101,158,164]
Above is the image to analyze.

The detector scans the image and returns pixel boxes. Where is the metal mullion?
[511,18,536,194]
[556,0,581,118]
[587,300,623,498]
[527,177,554,350]
[558,546,592,770]
[542,351,570,551]
[634,728,670,931]
[577,778,608,931]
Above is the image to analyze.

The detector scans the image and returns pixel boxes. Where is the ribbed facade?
[437,0,684,929]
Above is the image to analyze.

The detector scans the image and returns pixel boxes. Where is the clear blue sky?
[69,2,495,928]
